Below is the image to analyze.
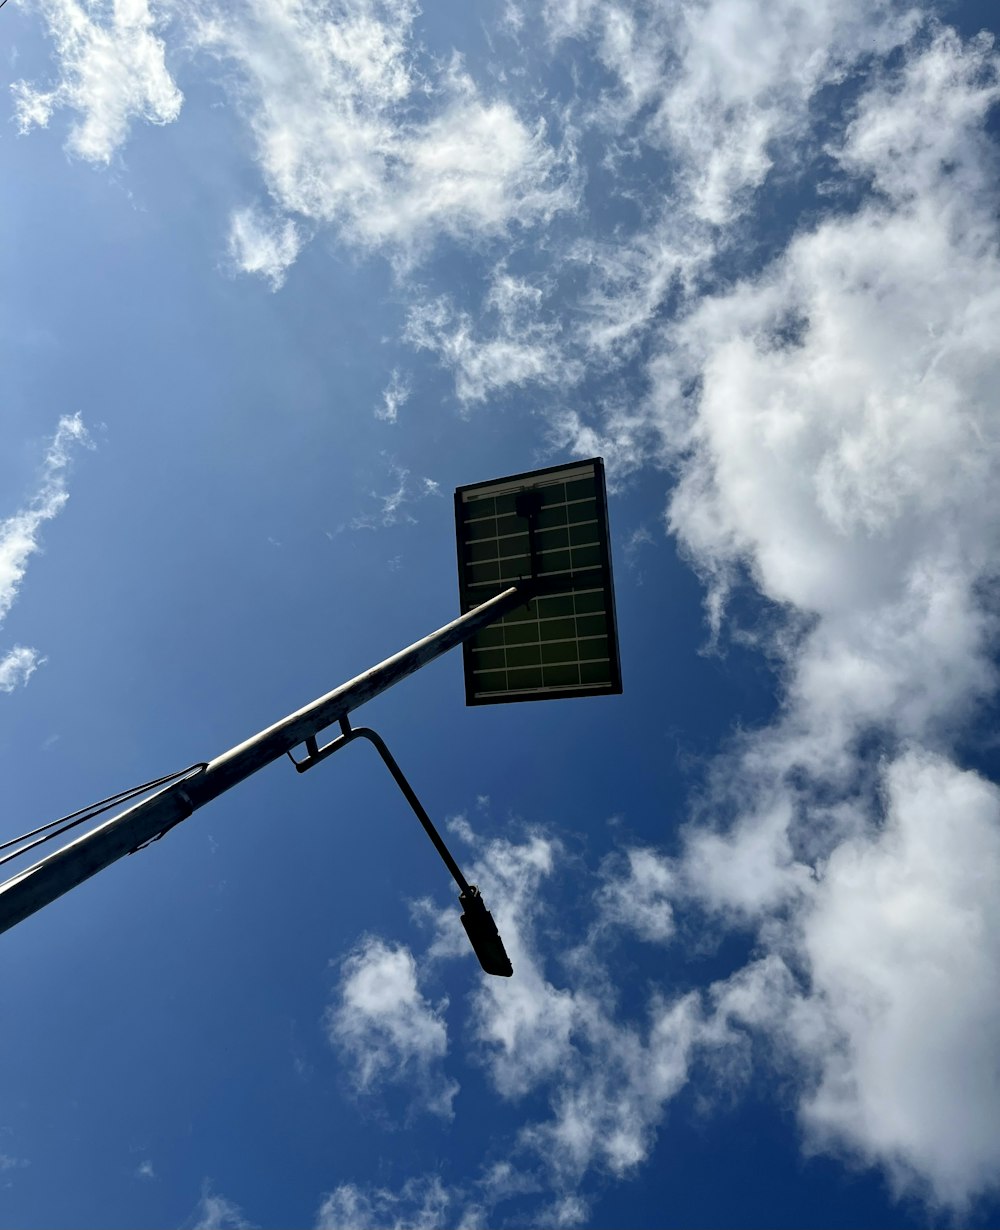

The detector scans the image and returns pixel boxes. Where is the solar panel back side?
[454,458,622,704]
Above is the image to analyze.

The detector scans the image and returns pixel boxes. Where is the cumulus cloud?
[12,0,182,162]
[521,0,924,390]
[702,751,1000,1210]
[328,752,1000,1221]
[326,936,458,1118]
[662,26,1000,748]
[0,415,90,695]
[191,0,572,277]
[798,751,1000,1206]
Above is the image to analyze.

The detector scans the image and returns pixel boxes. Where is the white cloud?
[546,400,661,488]
[0,646,45,693]
[595,847,676,943]
[336,744,994,1217]
[0,414,90,625]
[547,0,919,226]
[347,457,440,530]
[190,1184,255,1230]
[376,369,411,423]
[661,27,1000,748]
[326,936,458,1118]
[404,267,582,407]
[12,0,182,162]
[798,751,1000,1207]
[193,0,573,277]
[0,415,90,696]
[227,207,303,291]
[837,25,1000,207]
[523,0,923,388]
[568,217,713,363]
[704,751,1000,1210]
[635,28,1000,1210]
[316,1176,452,1230]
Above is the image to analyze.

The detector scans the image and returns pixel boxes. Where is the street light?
[0,459,621,978]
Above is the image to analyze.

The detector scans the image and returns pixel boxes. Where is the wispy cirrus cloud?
[0,414,90,694]
[316,1175,452,1230]
[344,456,441,532]
[404,266,582,407]
[12,0,182,163]
[188,1183,256,1230]
[375,369,411,424]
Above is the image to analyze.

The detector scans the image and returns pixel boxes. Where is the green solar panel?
[454,458,622,705]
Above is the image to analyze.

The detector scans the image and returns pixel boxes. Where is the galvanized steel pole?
[0,584,529,937]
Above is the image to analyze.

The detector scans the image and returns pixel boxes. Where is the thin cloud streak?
[0,415,90,693]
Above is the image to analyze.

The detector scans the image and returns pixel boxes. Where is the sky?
[1,0,999,1227]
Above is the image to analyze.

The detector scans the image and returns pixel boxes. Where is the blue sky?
[2,0,1000,1226]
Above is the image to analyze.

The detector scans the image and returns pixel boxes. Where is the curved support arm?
[288,718,512,977]
[346,722,472,896]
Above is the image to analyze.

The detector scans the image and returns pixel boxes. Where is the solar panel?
[454,458,622,705]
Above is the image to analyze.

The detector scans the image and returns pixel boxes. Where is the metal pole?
[0,584,530,937]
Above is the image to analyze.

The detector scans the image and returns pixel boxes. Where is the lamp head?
[460,886,513,977]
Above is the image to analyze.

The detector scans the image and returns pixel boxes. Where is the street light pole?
[0,582,531,943]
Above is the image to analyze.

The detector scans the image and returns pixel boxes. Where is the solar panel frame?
[454,457,623,705]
